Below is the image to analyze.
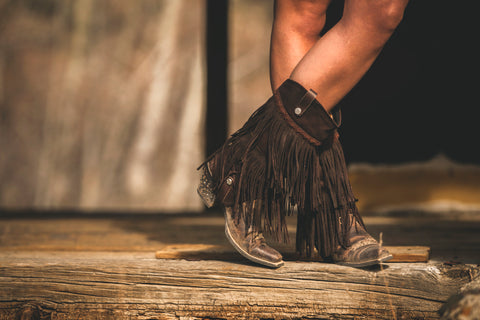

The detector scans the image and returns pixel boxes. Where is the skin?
[270,0,410,112]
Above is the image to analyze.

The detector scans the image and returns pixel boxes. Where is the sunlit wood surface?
[0,212,478,319]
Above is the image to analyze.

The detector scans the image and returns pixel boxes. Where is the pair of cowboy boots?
[197,79,392,268]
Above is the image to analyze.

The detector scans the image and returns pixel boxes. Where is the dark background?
[335,0,478,164]
[207,0,479,165]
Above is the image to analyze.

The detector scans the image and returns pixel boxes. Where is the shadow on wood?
[155,243,430,263]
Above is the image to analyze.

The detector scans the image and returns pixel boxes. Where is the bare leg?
[270,0,331,91]
[271,0,409,112]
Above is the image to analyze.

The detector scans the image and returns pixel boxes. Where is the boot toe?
[251,245,284,264]
[333,241,393,268]
[224,210,284,268]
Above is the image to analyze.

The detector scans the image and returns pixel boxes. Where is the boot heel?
[197,167,216,208]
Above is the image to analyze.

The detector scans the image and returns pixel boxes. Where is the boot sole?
[336,252,394,268]
[224,215,284,269]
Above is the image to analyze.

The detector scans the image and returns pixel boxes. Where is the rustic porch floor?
[0,210,479,319]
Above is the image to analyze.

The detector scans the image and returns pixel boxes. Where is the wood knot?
[17,303,43,320]
[440,264,479,281]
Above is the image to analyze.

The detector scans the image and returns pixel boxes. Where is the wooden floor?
[1,210,479,319]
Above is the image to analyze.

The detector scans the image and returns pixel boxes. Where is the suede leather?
[276,79,340,146]
[217,172,236,207]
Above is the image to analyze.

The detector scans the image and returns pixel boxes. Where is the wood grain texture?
[0,213,479,319]
[0,252,478,320]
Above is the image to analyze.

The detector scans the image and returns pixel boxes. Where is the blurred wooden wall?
[228,0,273,134]
[0,0,206,212]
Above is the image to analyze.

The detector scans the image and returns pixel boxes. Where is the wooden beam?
[0,214,478,319]
[0,252,477,320]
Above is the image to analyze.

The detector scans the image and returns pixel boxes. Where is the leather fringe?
[199,95,364,259]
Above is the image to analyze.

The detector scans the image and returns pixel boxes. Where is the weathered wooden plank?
[386,246,431,262]
[0,252,478,319]
[154,244,431,263]
[0,213,478,318]
[0,0,206,212]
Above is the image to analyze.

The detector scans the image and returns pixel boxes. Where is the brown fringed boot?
[198,114,284,268]
[198,79,392,268]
